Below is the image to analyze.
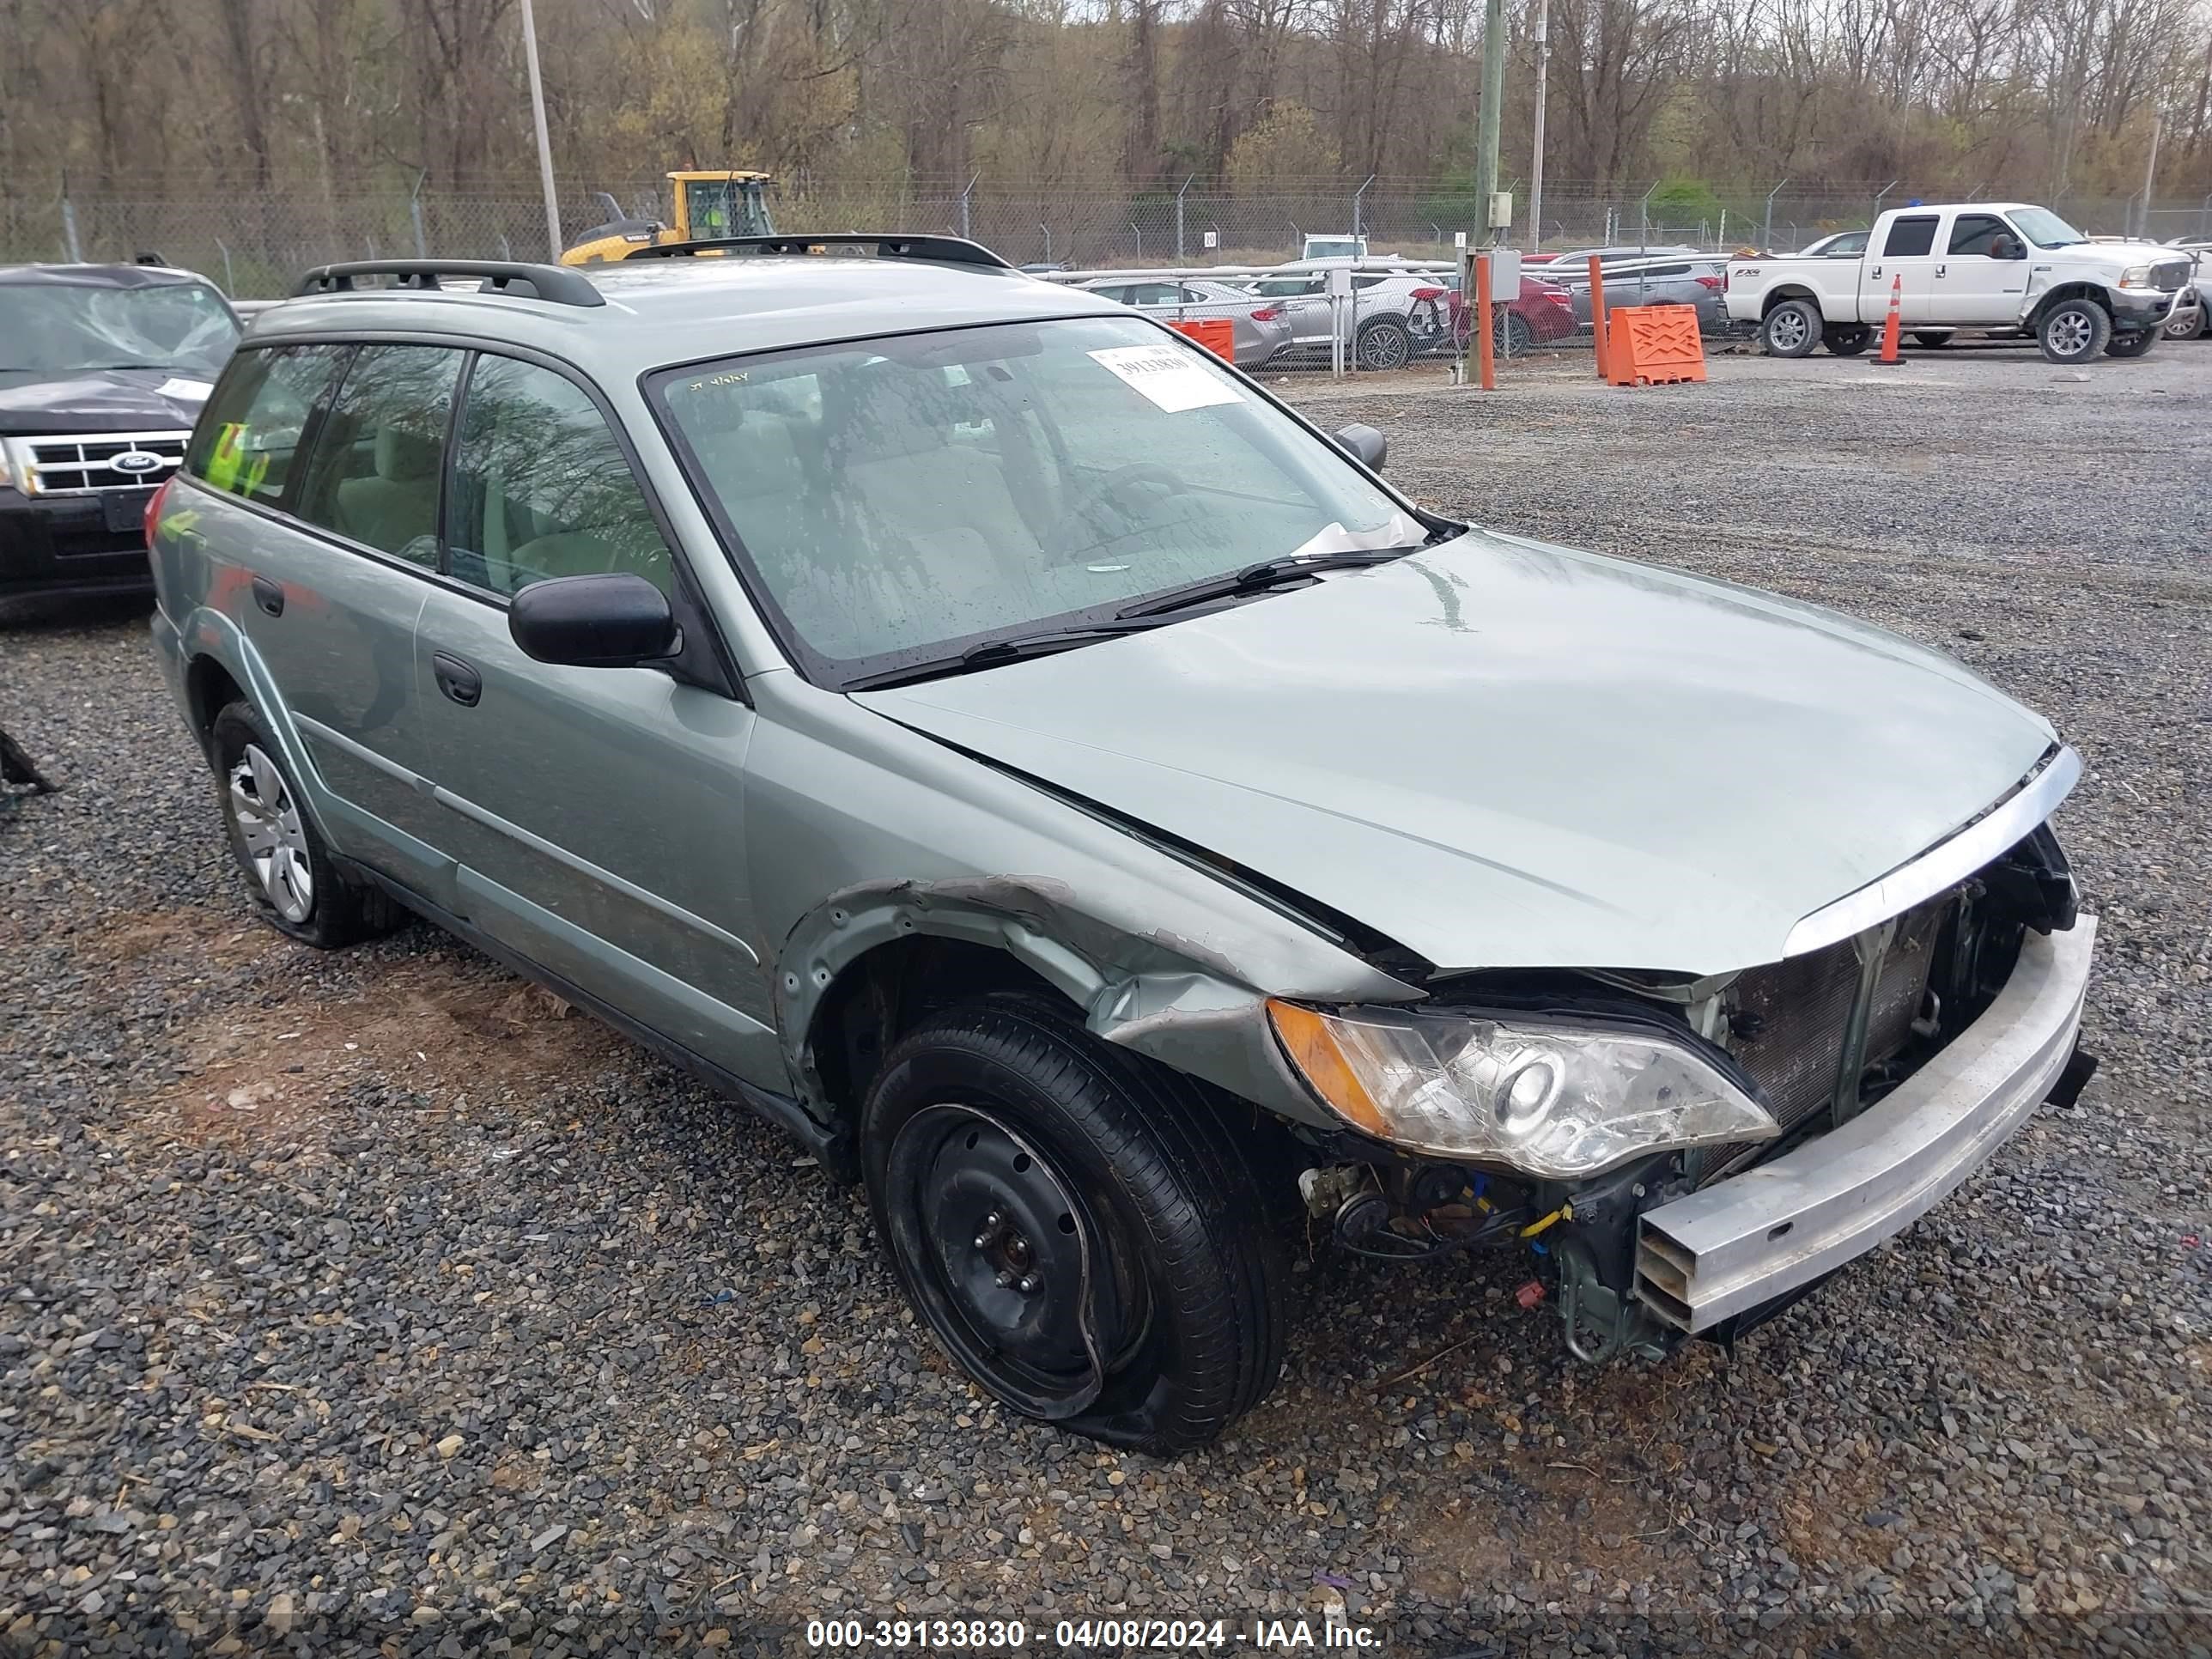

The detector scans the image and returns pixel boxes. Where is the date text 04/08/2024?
[805,1618,1386,1650]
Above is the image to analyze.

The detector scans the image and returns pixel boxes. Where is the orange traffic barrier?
[1474,252,1497,391]
[1604,304,1707,386]
[1169,318,1235,362]
[1872,275,1906,366]
[1588,256,1611,381]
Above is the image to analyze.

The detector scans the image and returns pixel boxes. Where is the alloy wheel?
[1767,308,1809,353]
[2050,311,2094,359]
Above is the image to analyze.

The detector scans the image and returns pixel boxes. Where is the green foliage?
[1649,177,1723,225]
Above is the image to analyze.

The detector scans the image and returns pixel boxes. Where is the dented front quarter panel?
[742,668,1415,1127]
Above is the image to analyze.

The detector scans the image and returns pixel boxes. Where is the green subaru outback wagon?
[151,239,2094,1453]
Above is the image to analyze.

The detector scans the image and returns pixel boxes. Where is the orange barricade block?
[1604,304,1707,387]
[1169,318,1236,362]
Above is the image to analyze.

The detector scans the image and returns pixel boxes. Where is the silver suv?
[152,238,2095,1453]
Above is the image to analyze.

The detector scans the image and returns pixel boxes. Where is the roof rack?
[621,234,1014,271]
[293,259,605,308]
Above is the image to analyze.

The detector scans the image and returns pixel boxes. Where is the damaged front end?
[1274,812,2094,1364]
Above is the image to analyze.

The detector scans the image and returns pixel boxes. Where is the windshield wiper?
[1115,544,1426,620]
[842,621,1162,692]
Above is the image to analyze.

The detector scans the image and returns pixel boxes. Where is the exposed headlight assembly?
[2119,265,2153,288]
[1267,1000,1778,1179]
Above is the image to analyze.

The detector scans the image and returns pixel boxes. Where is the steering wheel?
[1048,463,1191,559]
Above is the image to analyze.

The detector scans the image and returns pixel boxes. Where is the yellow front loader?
[561,171,775,266]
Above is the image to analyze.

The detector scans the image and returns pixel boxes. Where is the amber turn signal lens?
[1266,999,1388,1137]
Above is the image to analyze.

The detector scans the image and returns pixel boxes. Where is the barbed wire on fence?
[5,179,2208,297]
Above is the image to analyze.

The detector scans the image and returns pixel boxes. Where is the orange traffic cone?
[1872,274,1906,366]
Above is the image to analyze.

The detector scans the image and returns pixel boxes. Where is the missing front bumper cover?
[1633,916,2095,1334]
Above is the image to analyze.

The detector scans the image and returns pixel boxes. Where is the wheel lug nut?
[994,1269,1016,1288]
[1017,1273,1041,1294]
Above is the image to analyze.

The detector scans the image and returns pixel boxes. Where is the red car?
[1422,275,1578,355]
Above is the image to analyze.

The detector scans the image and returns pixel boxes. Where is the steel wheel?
[883,1101,1149,1419]
[228,742,313,922]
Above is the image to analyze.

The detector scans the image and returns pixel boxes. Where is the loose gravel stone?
[2,347,2207,1656]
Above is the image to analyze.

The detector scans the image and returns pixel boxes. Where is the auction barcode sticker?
[1087,345,1243,413]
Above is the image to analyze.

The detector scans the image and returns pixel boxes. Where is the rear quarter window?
[185,344,350,509]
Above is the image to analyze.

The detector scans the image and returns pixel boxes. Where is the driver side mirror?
[508,572,679,669]
[1991,235,2023,261]
[1333,423,1387,471]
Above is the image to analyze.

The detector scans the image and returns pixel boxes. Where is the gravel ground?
[4,346,2209,1658]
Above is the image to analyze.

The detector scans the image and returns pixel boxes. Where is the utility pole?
[2138,117,2163,238]
[1474,0,1506,243]
[520,0,562,261]
[1528,0,1550,250]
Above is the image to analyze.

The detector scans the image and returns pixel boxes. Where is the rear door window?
[294,344,465,566]
[445,355,673,599]
[185,344,350,510]
[1882,216,1940,258]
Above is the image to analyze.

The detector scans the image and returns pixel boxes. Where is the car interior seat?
[335,425,441,556]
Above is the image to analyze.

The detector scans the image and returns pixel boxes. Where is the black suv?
[0,263,240,603]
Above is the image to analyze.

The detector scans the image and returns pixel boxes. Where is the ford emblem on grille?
[112,450,165,474]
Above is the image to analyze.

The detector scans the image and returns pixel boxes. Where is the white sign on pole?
[1202,229,1218,248]
[1453,230,1468,250]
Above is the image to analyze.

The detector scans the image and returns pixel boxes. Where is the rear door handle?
[431,651,482,708]
[250,575,283,617]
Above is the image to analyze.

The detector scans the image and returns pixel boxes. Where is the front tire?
[1911,330,1954,349]
[1823,324,1871,356]
[1354,317,1413,371]
[860,995,1292,1453]
[210,702,404,948]
[1760,299,1821,357]
[2104,329,2159,358]
[2039,298,2112,363]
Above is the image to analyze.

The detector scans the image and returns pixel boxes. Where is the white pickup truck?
[1726,202,2192,364]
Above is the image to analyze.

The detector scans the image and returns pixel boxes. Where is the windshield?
[2011,208,2085,248]
[652,314,1423,685]
[0,281,238,377]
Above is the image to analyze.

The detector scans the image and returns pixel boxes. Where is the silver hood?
[857,532,2065,977]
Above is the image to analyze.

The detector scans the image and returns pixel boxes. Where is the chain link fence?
[8,178,2208,298]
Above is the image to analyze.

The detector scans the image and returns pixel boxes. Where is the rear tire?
[1760,299,1821,358]
[2038,298,2112,364]
[860,994,1293,1453]
[1354,317,1413,371]
[1911,330,1954,349]
[1823,324,1871,356]
[210,702,405,949]
[1496,311,1535,357]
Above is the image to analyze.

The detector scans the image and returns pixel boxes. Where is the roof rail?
[621,234,1014,271]
[293,259,605,308]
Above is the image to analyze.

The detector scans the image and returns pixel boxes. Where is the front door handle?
[431,651,482,708]
[250,575,284,617]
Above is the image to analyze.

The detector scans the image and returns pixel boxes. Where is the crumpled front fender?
[775,875,1356,1130]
